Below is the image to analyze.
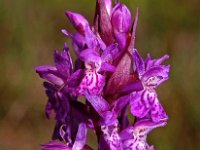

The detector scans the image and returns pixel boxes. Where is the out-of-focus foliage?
[0,0,200,150]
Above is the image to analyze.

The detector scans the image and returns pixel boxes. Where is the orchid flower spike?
[35,0,170,150]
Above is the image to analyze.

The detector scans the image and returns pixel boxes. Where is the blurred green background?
[0,0,200,149]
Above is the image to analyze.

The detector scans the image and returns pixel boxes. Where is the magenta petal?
[79,49,101,65]
[35,66,64,87]
[142,65,170,87]
[65,11,89,35]
[85,94,110,117]
[133,49,145,78]
[72,123,87,150]
[100,62,116,72]
[112,95,130,115]
[133,119,167,134]
[84,27,100,51]
[96,36,107,50]
[120,119,167,150]
[150,98,168,122]
[54,43,73,78]
[153,54,169,66]
[130,91,155,118]
[99,111,118,126]
[41,141,70,150]
[67,69,84,89]
[121,80,143,94]
[65,11,100,52]
[35,65,57,73]
[71,32,87,54]
[42,74,64,87]
[100,123,123,150]
[66,26,99,54]
[101,43,120,63]
[112,3,132,33]
[115,32,128,50]
[145,54,169,70]
[111,3,132,49]
[67,69,85,92]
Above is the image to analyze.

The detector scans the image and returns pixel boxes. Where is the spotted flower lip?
[120,119,167,150]
[36,0,170,149]
[75,49,106,95]
[129,49,170,122]
[130,90,168,122]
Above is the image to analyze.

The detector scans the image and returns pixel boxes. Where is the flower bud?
[96,0,114,45]
[111,3,132,33]
[65,11,89,35]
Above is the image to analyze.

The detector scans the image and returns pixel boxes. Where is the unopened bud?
[111,3,132,33]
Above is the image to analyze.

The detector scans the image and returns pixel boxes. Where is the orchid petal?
[111,3,132,49]
[41,141,70,150]
[101,43,120,63]
[142,65,170,88]
[121,80,143,94]
[79,49,101,70]
[145,54,169,70]
[100,62,116,72]
[85,94,110,117]
[150,98,168,122]
[133,49,145,78]
[130,90,156,118]
[120,119,167,150]
[54,43,73,78]
[112,3,132,33]
[112,95,130,115]
[65,11,89,35]
[72,123,87,150]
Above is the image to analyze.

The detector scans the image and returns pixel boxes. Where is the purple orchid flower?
[35,0,170,150]
[75,49,105,95]
[129,49,170,122]
[120,119,167,150]
[35,43,72,87]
